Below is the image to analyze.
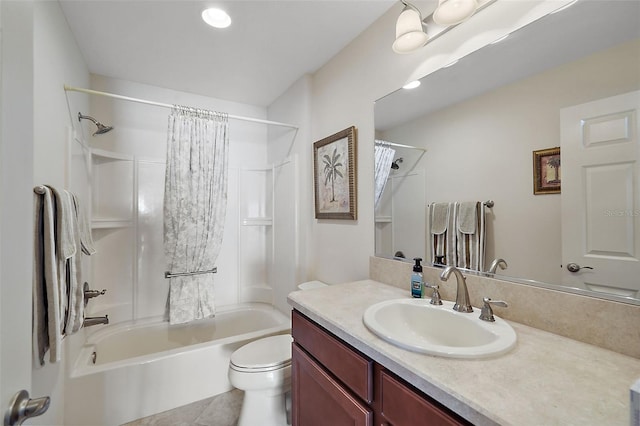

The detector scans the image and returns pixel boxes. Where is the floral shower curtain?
[164,106,229,324]
[374,140,396,210]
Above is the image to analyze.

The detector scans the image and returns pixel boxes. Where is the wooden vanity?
[288,280,640,425]
[292,310,469,425]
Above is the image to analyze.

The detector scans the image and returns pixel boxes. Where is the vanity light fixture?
[433,0,478,26]
[202,7,232,29]
[392,1,429,54]
[403,80,421,89]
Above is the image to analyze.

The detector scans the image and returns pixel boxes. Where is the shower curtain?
[374,140,396,210]
[164,106,229,324]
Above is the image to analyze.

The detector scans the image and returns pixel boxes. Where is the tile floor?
[122,389,243,426]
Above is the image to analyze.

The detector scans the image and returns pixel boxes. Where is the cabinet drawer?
[292,344,372,426]
[380,370,468,426]
[292,310,373,403]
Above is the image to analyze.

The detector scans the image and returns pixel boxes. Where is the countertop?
[287,280,640,426]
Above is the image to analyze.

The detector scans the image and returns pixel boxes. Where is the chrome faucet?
[487,258,508,274]
[83,315,109,327]
[439,266,473,313]
[479,297,508,322]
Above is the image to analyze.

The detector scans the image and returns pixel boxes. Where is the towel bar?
[164,268,217,279]
[33,185,47,194]
[428,200,495,208]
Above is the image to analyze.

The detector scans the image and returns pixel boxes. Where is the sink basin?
[363,298,516,359]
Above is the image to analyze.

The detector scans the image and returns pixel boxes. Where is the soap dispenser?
[411,258,423,298]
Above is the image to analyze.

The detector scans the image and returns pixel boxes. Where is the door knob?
[4,390,50,426]
[566,263,594,273]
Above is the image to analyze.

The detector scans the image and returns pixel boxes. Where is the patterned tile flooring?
[122,389,243,426]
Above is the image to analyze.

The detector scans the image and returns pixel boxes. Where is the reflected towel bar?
[429,200,494,208]
[164,268,217,279]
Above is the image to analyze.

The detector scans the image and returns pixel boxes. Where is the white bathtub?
[65,303,290,426]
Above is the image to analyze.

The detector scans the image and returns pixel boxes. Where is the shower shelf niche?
[90,148,134,230]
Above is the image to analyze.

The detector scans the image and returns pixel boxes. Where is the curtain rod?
[375,139,427,152]
[64,85,299,130]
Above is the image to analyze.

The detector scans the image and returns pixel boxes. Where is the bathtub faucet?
[83,282,107,306]
[83,315,109,327]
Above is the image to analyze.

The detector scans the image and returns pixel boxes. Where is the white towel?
[455,201,486,271]
[72,193,96,256]
[457,202,477,234]
[64,192,83,334]
[429,203,456,266]
[33,187,62,365]
[51,187,77,334]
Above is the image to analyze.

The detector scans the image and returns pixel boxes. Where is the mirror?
[374,0,640,304]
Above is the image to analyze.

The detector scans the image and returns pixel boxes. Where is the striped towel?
[429,203,456,266]
[455,201,486,272]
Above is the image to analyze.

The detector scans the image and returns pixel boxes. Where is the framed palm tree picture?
[313,126,357,219]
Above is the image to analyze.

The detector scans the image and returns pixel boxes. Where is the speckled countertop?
[287,280,640,426]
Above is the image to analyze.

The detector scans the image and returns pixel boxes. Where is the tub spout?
[83,315,109,327]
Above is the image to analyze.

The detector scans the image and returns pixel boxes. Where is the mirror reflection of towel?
[455,201,485,271]
[457,202,478,234]
[430,203,450,235]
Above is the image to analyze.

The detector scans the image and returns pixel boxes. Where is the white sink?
[363,298,516,359]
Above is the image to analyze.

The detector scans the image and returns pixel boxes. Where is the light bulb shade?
[433,0,478,26]
[392,5,428,54]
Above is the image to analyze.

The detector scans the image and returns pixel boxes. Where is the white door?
[1,2,49,424]
[561,90,640,298]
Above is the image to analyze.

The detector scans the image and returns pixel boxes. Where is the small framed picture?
[313,126,357,220]
[533,147,561,195]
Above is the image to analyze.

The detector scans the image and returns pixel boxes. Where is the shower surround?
[65,76,299,423]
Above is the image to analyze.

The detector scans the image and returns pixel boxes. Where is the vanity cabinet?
[291,310,470,426]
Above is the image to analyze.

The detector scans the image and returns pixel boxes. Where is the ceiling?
[59,0,397,107]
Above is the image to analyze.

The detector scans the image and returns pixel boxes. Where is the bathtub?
[65,303,290,425]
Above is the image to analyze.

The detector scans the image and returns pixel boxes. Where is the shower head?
[391,157,403,170]
[78,112,113,136]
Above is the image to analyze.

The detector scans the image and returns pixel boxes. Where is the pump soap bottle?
[411,258,423,298]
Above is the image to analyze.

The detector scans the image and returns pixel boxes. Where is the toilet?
[228,281,327,426]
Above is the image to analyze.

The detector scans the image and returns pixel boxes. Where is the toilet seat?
[230,334,293,373]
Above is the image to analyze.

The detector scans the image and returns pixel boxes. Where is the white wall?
[270,0,577,284]
[380,40,640,284]
[31,1,91,424]
[267,75,313,314]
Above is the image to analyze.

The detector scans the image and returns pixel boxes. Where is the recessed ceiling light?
[403,80,421,90]
[202,8,231,29]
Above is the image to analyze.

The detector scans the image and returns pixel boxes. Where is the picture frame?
[533,147,561,195]
[313,126,357,220]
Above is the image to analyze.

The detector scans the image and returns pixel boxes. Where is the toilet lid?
[230,334,293,371]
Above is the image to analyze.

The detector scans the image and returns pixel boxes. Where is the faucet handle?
[424,283,443,305]
[479,297,508,322]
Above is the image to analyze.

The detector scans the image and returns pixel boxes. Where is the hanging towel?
[72,193,96,256]
[429,203,456,266]
[66,193,95,334]
[50,187,76,333]
[455,201,486,272]
[33,187,62,365]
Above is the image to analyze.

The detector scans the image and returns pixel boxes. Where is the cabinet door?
[292,344,372,426]
[379,370,469,426]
